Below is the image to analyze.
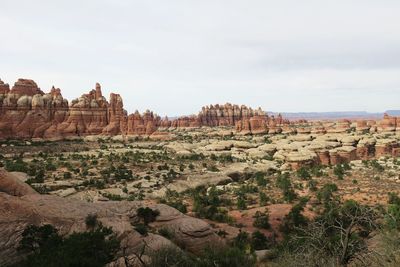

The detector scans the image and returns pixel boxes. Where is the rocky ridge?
[0,169,221,266]
[0,78,399,140]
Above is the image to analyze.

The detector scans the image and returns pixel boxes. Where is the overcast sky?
[0,0,399,116]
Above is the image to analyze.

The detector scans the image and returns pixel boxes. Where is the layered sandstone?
[127,110,160,135]
[1,78,399,141]
[198,103,258,126]
[1,79,294,139]
[0,79,10,94]
[0,80,131,139]
[378,113,398,132]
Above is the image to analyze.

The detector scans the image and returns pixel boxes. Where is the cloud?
[0,0,399,115]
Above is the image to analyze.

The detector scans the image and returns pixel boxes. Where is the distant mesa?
[0,78,399,140]
[386,110,400,116]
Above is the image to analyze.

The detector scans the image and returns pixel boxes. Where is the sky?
[0,0,399,116]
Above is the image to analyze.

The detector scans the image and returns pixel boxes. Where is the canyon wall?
[0,78,290,139]
[0,78,399,140]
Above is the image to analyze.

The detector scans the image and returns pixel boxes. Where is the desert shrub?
[207,165,219,172]
[103,193,123,201]
[45,161,57,171]
[196,245,256,267]
[388,192,400,206]
[254,172,268,186]
[85,213,98,229]
[232,231,251,251]
[371,160,384,171]
[274,200,376,266]
[251,231,270,250]
[5,158,28,172]
[148,245,193,267]
[316,183,338,204]
[253,210,271,229]
[191,186,234,223]
[158,227,175,240]
[276,173,297,202]
[15,224,119,267]
[237,196,247,210]
[114,164,133,181]
[259,191,269,206]
[134,223,148,236]
[159,190,188,214]
[333,164,346,179]
[82,179,105,189]
[310,165,324,177]
[179,153,205,161]
[147,244,256,267]
[280,198,308,235]
[235,184,258,195]
[63,172,72,179]
[26,172,45,184]
[386,193,400,230]
[136,207,160,225]
[297,167,311,180]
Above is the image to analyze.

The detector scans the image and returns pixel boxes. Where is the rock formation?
[0,79,10,94]
[378,113,397,132]
[0,170,221,266]
[127,110,160,135]
[1,78,399,140]
[9,79,44,96]
[198,103,251,126]
[0,80,129,139]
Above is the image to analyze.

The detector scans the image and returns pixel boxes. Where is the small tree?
[251,231,270,250]
[17,224,119,267]
[333,164,345,179]
[259,191,268,206]
[136,207,160,225]
[297,167,311,180]
[237,196,247,210]
[280,198,308,235]
[276,173,297,202]
[253,210,271,229]
[85,213,98,229]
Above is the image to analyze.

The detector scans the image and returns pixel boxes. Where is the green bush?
[192,186,233,223]
[85,214,98,229]
[316,183,338,204]
[5,158,28,172]
[237,196,247,210]
[254,172,268,186]
[158,227,175,240]
[137,207,160,225]
[333,164,348,179]
[134,223,148,236]
[253,211,271,229]
[259,191,268,206]
[280,198,308,235]
[251,231,270,250]
[15,224,119,267]
[196,245,256,267]
[297,167,311,180]
[276,173,297,202]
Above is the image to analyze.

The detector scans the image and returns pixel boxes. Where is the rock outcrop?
[0,79,10,94]
[378,113,398,132]
[0,80,129,139]
[1,78,399,140]
[0,170,221,266]
[127,110,160,135]
[198,103,254,126]
[1,79,289,139]
[10,79,44,96]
